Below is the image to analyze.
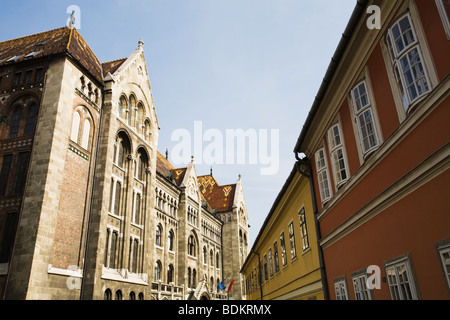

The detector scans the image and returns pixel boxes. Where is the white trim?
[384,255,419,300]
[436,0,450,40]
[47,265,83,278]
[318,75,449,224]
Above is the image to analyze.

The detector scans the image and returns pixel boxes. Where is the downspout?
[295,152,329,300]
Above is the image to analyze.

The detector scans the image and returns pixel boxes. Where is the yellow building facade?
[241,163,325,300]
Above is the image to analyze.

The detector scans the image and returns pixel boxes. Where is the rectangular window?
[273,241,280,273]
[288,222,297,260]
[268,248,273,277]
[0,155,13,196]
[352,273,372,300]
[280,232,287,266]
[334,278,348,300]
[315,148,331,203]
[0,213,19,263]
[25,70,33,84]
[264,254,268,281]
[35,68,44,82]
[436,0,450,40]
[385,257,419,300]
[351,81,380,154]
[437,244,450,291]
[13,72,21,86]
[386,14,431,109]
[13,152,30,195]
[298,208,310,251]
[328,124,349,186]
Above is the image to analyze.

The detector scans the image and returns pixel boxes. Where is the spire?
[138,38,144,50]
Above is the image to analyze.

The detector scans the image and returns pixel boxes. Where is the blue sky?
[1,0,357,246]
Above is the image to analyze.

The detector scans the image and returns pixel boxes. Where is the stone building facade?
[0,26,249,300]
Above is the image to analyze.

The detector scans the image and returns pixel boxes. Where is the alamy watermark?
[171,121,280,176]
[367,5,381,30]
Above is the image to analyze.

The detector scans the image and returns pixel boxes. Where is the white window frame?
[436,0,450,40]
[382,3,438,123]
[334,278,349,300]
[350,79,381,157]
[352,272,372,300]
[109,175,124,219]
[315,147,332,203]
[327,122,350,187]
[105,225,121,269]
[385,255,419,300]
[386,13,432,111]
[437,241,450,292]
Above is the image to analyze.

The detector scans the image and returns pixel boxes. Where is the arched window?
[104,289,112,300]
[81,118,91,150]
[134,193,141,224]
[168,230,174,251]
[203,247,207,264]
[114,133,130,169]
[24,103,38,136]
[9,107,22,138]
[115,290,122,300]
[216,252,220,268]
[156,225,162,247]
[136,102,144,134]
[129,292,136,300]
[210,249,214,266]
[70,111,81,143]
[188,235,196,257]
[144,119,151,141]
[155,261,162,281]
[136,149,148,181]
[167,264,174,283]
[192,269,197,287]
[128,95,136,127]
[118,95,127,119]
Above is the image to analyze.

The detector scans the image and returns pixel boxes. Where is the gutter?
[293,0,369,153]
[295,153,329,300]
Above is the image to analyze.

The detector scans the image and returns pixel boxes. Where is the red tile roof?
[0,27,103,82]
[156,151,236,213]
[198,175,236,213]
[102,58,127,77]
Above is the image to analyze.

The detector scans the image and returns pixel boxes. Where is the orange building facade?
[294,0,450,299]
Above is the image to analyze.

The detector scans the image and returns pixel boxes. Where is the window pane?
[14,152,30,195]
[70,112,81,143]
[24,104,38,136]
[0,155,13,196]
[9,108,22,138]
[81,119,91,150]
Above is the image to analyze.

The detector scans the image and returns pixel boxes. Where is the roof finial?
[238,173,242,180]
[191,155,194,163]
[69,10,76,29]
[138,38,144,50]
[210,167,213,176]
[165,148,169,160]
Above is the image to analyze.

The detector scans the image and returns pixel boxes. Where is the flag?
[217,278,227,291]
[225,280,235,292]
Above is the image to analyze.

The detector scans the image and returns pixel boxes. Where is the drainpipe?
[294,152,329,300]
